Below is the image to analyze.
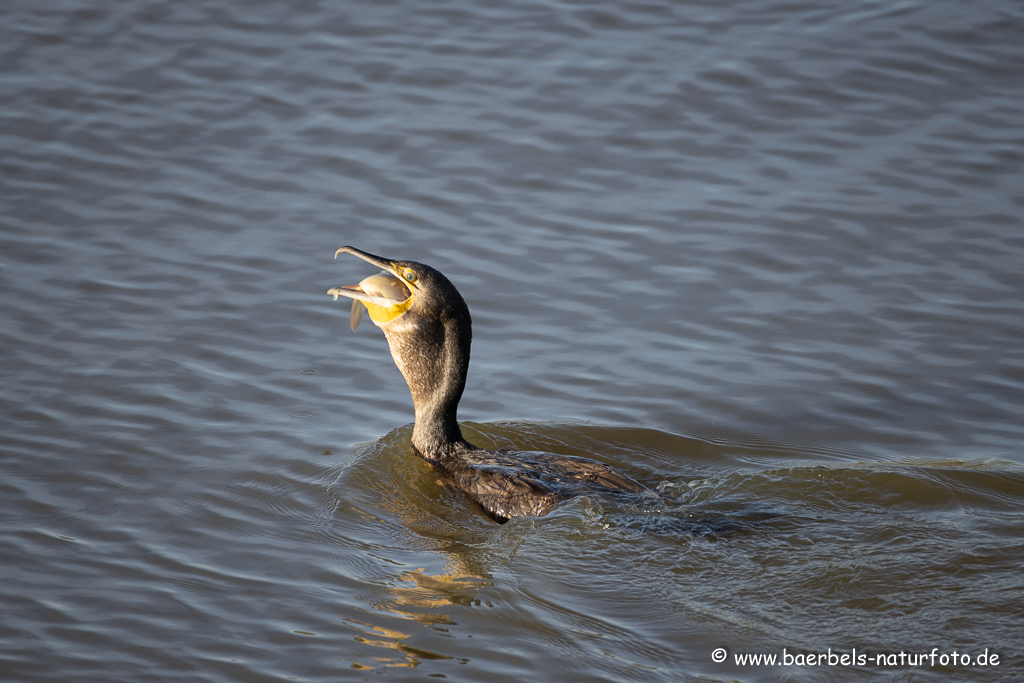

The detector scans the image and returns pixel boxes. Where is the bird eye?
[403,269,418,283]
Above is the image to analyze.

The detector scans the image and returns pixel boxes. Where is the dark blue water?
[2,0,1023,681]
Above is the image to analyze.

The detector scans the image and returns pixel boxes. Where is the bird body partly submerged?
[328,246,655,522]
[438,447,653,521]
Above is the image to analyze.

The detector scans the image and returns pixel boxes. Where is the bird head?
[327,246,470,334]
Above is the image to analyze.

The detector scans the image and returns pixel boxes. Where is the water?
[2,0,1023,680]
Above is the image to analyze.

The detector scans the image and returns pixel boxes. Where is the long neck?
[383,313,473,462]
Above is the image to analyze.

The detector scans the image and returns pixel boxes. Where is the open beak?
[328,247,414,330]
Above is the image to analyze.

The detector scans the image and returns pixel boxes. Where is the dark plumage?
[328,246,655,522]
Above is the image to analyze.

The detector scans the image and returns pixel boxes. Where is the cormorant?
[328,246,656,522]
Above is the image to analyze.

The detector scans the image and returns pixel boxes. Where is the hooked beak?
[333,246,394,273]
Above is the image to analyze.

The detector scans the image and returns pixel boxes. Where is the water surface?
[2,0,1023,681]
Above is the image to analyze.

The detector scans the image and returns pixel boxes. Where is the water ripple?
[3,0,1024,680]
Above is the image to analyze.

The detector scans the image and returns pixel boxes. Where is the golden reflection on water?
[336,441,514,670]
[347,565,492,670]
[389,566,492,611]
[344,484,495,671]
